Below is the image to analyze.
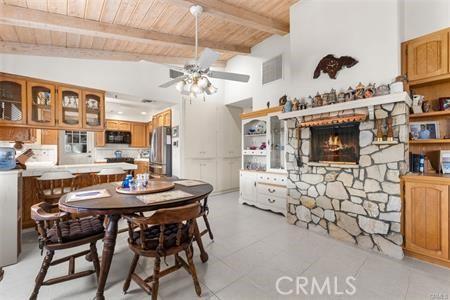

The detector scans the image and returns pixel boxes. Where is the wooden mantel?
[279,92,412,121]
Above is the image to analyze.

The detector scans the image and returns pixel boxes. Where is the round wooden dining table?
[59,180,213,300]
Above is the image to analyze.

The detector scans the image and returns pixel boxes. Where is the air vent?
[262,55,283,85]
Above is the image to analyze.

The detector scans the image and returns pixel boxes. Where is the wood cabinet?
[41,129,58,145]
[402,28,450,84]
[135,160,149,174]
[27,81,56,127]
[95,131,105,147]
[0,127,36,142]
[83,90,104,130]
[0,74,27,125]
[131,123,147,148]
[57,86,82,128]
[152,109,171,129]
[105,120,131,131]
[403,175,450,267]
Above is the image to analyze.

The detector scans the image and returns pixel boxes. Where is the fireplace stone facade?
[285,102,409,259]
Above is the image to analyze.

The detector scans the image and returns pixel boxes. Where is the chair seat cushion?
[131,223,189,250]
[48,217,104,243]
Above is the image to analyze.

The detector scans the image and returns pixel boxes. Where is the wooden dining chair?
[29,202,105,300]
[122,202,203,300]
[200,197,214,240]
[36,171,78,203]
[94,167,126,184]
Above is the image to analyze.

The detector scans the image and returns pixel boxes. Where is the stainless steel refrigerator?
[149,126,172,177]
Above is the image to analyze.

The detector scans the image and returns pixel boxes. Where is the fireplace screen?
[310,122,360,164]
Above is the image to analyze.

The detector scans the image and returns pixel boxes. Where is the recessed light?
[117,111,123,114]
[141,112,147,115]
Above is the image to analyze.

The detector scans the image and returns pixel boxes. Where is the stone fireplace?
[284,99,410,259]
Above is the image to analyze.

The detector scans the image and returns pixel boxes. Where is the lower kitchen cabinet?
[217,157,240,191]
[184,159,217,189]
[239,170,287,215]
[40,129,58,145]
[403,175,450,267]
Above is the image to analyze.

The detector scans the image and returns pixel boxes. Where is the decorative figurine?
[292,98,300,111]
[364,83,376,98]
[321,93,330,106]
[313,92,323,107]
[283,99,293,112]
[259,142,267,150]
[266,101,270,108]
[279,95,287,106]
[307,96,313,108]
[376,119,384,142]
[422,100,431,113]
[386,115,394,142]
[412,95,424,114]
[354,82,365,99]
[344,87,354,101]
[337,90,346,103]
[376,84,390,96]
[313,54,359,79]
[300,97,307,110]
[328,89,337,104]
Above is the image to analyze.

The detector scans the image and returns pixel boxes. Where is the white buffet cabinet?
[239,111,288,215]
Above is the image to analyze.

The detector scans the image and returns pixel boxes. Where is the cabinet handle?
[268,188,276,193]
[267,198,275,203]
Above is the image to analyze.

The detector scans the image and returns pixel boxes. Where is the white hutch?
[239,107,288,215]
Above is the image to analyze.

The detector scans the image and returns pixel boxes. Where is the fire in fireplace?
[310,122,360,164]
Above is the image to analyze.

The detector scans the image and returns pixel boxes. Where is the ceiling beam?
[164,0,289,35]
[0,4,250,55]
[0,41,227,67]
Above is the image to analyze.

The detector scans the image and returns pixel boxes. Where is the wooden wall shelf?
[409,139,450,144]
[410,110,450,119]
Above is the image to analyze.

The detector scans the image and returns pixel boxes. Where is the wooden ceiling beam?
[164,0,290,35]
[0,4,250,54]
[0,41,227,67]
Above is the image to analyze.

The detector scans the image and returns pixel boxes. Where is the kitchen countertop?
[22,162,137,177]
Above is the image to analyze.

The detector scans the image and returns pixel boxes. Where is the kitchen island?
[21,163,137,228]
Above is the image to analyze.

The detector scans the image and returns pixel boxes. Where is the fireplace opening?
[310,122,360,164]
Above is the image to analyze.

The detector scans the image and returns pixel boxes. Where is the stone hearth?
[285,101,409,259]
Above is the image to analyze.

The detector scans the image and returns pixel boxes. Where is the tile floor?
[1,191,450,299]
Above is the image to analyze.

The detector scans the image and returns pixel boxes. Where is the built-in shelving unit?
[410,110,450,119]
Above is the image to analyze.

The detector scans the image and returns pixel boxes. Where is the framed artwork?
[410,121,440,140]
[439,97,450,111]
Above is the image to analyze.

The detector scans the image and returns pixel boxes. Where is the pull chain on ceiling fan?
[158,5,250,100]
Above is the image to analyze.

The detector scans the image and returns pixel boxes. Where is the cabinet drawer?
[256,193,285,209]
[256,173,287,185]
[256,182,286,198]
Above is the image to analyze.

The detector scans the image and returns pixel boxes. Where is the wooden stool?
[30,202,104,300]
[94,168,126,184]
[36,171,78,203]
[123,203,203,300]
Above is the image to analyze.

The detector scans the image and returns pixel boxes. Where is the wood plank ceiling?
[0,0,292,66]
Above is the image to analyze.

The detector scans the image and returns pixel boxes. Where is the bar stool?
[30,202,104,299]
[94,167,126,184]
[36,171,78,204]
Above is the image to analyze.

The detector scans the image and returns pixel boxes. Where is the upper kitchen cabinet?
[130,123,147,148]
[57,86,82,129]
[27,81,56,127]
[106,120,131,131]
[403,29,449,83]
[0,74,27,125]
[82,90,104,130]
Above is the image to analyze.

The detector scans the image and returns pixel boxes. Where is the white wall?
[224,34,291,110]
[288,0,402,98]
[401,0,450,41]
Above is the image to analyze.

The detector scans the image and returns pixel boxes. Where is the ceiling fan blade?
[169,69,185,79]
[158,75,186,88]
[208,70,250,82]
[197,48,220,70]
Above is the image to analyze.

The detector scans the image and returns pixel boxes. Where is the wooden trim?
[0,42,227,67]
[0,4,250,54]
[409,73,450,87]
[401,174,450,185]
[404,249,450,268]
[299,114,366,128]
[240,106,283,119]
[410,110,450,119]
[165,0,289,35]
[409,139,450,144]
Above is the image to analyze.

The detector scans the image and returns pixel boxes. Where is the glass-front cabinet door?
[0,75,26,124]
[27,81,56,126]
[58,86,82,128]
[83,90,104,129]
[268,114,286,171]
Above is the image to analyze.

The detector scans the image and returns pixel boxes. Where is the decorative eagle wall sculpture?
[313,54,358,79]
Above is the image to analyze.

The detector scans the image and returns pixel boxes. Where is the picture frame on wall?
[410,121,440,140]
[439,97,450,111]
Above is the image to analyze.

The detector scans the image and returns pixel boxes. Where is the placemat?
[173,180,208,187]
[66,189,111,202]
[137,190,193,204]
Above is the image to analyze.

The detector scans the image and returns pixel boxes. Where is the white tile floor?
[1,191,450,299]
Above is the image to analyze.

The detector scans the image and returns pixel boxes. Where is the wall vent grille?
[262,55,283,85]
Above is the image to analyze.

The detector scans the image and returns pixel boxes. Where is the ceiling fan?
[158,5,250,98]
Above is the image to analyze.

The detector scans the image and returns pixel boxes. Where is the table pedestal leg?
[194,220,208,263]
[95,214,120,300]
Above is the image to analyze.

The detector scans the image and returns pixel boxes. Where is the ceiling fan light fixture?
[207,84,218,95]
[175,80,186,92]
[197,76,209,88]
